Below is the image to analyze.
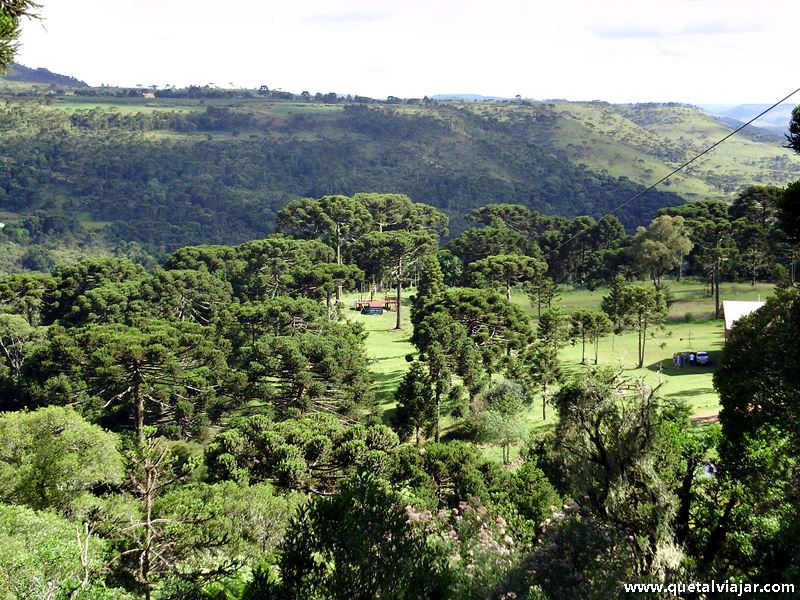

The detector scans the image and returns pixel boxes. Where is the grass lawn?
[347,280,773,461]
[342,293,416,414]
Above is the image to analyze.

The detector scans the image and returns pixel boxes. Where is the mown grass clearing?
[350,280,774,456]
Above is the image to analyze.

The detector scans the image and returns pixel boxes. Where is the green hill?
[1,92,799,267]
[456,100,800,202]
[1,63,88,87]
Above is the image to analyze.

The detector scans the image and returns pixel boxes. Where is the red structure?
[354,298,397,311]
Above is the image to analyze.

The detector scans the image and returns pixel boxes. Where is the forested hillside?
[2,187,799,598]
[2,92,799,273]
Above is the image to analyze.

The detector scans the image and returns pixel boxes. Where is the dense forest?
[1,174,800,597]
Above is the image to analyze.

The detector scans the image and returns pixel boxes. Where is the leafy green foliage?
[94,430,289,597]
[412,288,534,376]
[0,311,42,381]
[787,105,800,155]
[205,413,397,493]
[715,288,800,460]
[468,253,547,300]
[518,506,648,600]
[22,319,233,440]
[274,473,451,600]
[448,225,529,266]
[0,406,123,512]
[0,2,40,73]
[354,229,438,329]
[546,369,688,575]
[43,258,147,326]
[416,497,521,598]
[0,502,125,599]
[245,325,373,419]
[0,101,694,270]
[777,180,800,244]
[393,360,437,445]
[629,215,693,289]
[0,272,52,325]
[390,442,490,509]
[476,382,529,464]
[617,283,667,368]
[570,309,612,365]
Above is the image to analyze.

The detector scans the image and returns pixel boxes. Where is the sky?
[14,0,800,105]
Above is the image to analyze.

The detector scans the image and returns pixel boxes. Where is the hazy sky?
[15,0,800,104]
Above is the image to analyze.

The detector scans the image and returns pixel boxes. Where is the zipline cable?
[544,86,800,258]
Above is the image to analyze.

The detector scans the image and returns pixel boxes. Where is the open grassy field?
[49,101,204,113]
[350,280,774,459]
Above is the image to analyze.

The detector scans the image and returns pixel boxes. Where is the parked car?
[695,351,710,365]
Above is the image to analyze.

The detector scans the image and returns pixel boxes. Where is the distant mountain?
[431,93,512,101]
[707,115,786,145]
[700,103,797,134]
[2,64,88,87]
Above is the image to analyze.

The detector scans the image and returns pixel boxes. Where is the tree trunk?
[542,384,548,421]
[674,459,697,545]
[335,241,342,301]
[714,258,721,319]
[395,257,403,330]
[325,290,333,321]
[135,380,145,445]
[594,337,600,365]
[581,332,587,364]
[506,279,512,301]
[637,318,646,368]
[700,492,738,569]
[434,388,441,443]
[142,468,154,600]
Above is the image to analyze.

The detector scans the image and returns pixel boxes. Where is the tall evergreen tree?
[393,361,437,445]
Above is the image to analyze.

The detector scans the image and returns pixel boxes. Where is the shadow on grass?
[381,406,398,427]
[372,369,405,404]
[666,313,716,324]
[646,349,724,376]
[665,387,716,399]
[373,354,411,362]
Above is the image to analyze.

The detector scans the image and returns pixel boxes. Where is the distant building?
[722,300,766,340]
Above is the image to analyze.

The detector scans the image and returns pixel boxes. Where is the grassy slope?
[354,281,774,460]
[17,94,800,210]
[535,103,798,200]
[456,100,800,202]
[544,104,716,199]
[619,105,800,194]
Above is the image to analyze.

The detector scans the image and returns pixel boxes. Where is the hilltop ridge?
[1,63,89,87]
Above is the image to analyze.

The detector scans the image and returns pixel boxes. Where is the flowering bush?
[407,496,521,599]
